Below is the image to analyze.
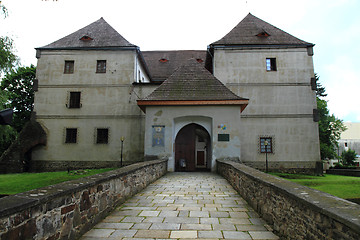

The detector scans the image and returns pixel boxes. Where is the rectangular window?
[266,58,277,71]
[65,128,77,143]
[64,61,74,74]
[96,128,109,144]
[96,60,106,73]
[68,92,81,108]
[260,137,273,153]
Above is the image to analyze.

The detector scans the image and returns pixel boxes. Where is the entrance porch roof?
[137,59,248,113]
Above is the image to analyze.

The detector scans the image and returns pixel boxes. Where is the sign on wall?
[152,125,165,147]
[218,134,230,142]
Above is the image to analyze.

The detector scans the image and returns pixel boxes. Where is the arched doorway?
[175,123,211,172]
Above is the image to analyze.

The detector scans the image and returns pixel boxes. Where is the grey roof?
[143,59,247,101]
[212,13,313,46]
[142,50,206,81]
[38,18,136,49]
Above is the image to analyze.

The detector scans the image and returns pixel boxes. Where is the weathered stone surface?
[0,159,167,240]
[217,159,360,240]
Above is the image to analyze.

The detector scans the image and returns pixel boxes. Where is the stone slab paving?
[80,172,279,240]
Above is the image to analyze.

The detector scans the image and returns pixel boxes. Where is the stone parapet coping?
[0,159,167,239]
[217,159,360,238]
[0,159,167,218]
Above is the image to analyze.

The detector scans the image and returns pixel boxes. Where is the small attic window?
[159,58,168,63]
[196,58,203,63]
[80,35,93,41]
[256,31,270,37]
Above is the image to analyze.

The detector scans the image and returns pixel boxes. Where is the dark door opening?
[175,123,211,172]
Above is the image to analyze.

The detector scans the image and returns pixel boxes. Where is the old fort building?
[31,13,320,172]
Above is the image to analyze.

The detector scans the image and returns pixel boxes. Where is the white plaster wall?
[143,105,242,171]
[135,55,150,83]
[213,48,314,84]
[32,49,155,164]
[213,47,321,167]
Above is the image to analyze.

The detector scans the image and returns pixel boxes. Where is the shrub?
[341,149,357,166]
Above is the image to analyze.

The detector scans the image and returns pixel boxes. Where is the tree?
[1,65,36,132]
[341,149,357,166]
[0,36,18,77]
[316,75,347,160]
[0,89,18,154]
[0,2,8,18]
[0,2,18,77]
[0,1,19,155]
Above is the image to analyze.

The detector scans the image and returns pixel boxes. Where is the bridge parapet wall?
[217,159,360,240]
[0,159,167,240]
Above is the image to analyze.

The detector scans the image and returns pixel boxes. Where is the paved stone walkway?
[80,172,279,240]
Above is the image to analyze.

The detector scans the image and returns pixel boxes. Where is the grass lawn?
[0,168,116,195]
[271,173,360,200]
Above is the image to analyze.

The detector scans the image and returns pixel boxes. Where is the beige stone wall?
[218,159,360,240]
[32,49,156,169]
[213,47,320,169]
[143,105,243,171]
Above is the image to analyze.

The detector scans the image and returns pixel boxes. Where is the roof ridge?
[38,17,136,49]
[211,13,313,46]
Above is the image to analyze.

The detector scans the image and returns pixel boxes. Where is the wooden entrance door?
[175,124,196,172]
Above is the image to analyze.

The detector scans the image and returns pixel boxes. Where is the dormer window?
[80,35,93,41]
[256,31,270,37]
[159,58,168,63]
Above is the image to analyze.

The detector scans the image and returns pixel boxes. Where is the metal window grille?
[260,137,273,153]
[64,61,74,74]
[96,60,106,73]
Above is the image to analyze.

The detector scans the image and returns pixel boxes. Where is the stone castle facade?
[31,13,320,172]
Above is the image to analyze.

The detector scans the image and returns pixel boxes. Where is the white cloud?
[324,56,360,121]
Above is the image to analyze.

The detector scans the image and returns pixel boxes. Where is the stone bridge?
[0,159,359,240]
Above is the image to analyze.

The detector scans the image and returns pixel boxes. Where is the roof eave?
[137,99,249,113]
[35,46,138,51]
[209,43,315,50]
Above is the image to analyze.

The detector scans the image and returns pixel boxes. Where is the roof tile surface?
[212,13,312,46]
[144,59,247,101]
[142,50,206,81]
[39,18,135,49]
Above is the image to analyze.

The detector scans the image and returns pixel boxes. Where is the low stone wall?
[326,168,360,177]
[0,159,167,240]
[217,159,360,240]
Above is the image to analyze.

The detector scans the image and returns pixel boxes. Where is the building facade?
[32,13,320,172]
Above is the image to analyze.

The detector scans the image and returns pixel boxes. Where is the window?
[65,128,77,143]
[96,60,106,73]
[68,92,81,108]
[260,137,273,153]
[64,61,74,74]
[80,35,93,41]
[266,58,277,71]
[96,128,109,144]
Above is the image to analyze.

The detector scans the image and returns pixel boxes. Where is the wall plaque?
[218,134,230,142]
[152,125,165,147]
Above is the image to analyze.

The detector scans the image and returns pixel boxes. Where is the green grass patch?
[271,173,360,199]
[0,168,116,195]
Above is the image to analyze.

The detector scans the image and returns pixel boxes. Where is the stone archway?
[175,123,211,172]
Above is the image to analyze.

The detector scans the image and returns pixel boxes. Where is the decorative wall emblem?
[152,125,165,147]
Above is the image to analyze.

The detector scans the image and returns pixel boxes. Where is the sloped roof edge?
[37,17,136,50]
[211,13,313,47]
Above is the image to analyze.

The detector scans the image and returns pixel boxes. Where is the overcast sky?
[1,0,359,122]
